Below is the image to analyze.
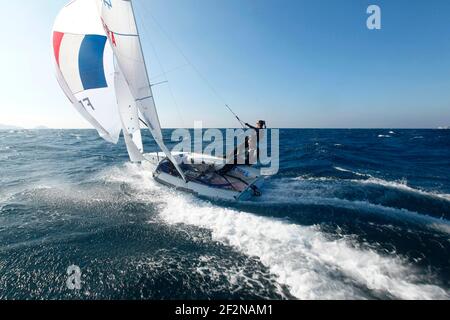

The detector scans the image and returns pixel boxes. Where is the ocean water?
[0,129,449,300]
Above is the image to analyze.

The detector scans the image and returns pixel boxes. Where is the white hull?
[142,152,265,201]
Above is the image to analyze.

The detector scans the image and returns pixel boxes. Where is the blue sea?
[0,129,449,300]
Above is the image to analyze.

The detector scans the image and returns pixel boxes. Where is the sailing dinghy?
[52,0,265,201]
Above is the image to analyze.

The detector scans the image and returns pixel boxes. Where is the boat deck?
[157,159,249,192]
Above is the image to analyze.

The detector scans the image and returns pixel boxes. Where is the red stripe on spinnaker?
[53,31,64,67]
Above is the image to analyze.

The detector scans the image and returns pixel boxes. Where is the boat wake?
[100,164,450,300]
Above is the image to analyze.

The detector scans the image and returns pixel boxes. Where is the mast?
[99,0,187,182]
[129,0,187,182]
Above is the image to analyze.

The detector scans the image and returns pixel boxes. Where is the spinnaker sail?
[53,0,121,143]
[98,0,187,181]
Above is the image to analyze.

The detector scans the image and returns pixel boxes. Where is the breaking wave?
[332,167,450,202]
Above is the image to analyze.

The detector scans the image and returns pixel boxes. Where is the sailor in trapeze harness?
[219,120,267,175]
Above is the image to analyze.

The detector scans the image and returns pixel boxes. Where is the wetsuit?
[244,122,262,164]
[219,123,262,174]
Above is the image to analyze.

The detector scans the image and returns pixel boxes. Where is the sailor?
[244,120,266,165]
[219,120,266,174]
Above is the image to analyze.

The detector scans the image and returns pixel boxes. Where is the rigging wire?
[139,118,148,128]
[224,104,246,128]
[136,0,246,128]
[149,63,190,82]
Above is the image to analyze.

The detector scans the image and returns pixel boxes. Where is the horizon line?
[1,127,448,130]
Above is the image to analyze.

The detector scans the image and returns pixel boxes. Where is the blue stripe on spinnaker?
[78,35,108,91]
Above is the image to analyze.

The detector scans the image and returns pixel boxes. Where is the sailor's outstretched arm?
[245,123,257,130]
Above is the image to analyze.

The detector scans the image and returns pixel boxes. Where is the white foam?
[356,177,450,202]
[268,177,450,234]
[270,192,450,235]
[378,135,391,138]
[0,146,13,160]
[332,168,450,202]
[159,195,448,300]
[103,164,449,300]
[334,166,367,177]
[70,134,82,140]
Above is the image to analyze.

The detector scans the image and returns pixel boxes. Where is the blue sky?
[1,0,450,128]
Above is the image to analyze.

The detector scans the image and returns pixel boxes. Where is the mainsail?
[98,0,187,181]
[53,0,121,143]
